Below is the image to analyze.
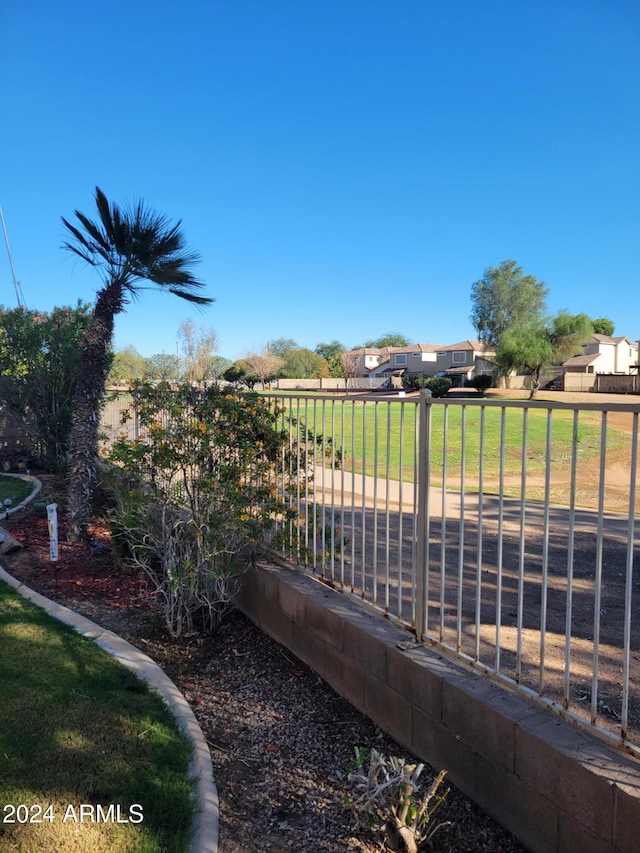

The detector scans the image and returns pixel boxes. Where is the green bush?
[0,302,93,470]
[424,376,452,397]
[468,374,494,395]
[105,381,299,636]
[402,373,429,391]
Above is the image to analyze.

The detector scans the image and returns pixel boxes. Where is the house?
[432,340,497,386]
[562,335,638,376]
[350,340,496,386]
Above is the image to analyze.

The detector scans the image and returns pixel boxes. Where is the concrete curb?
[0,473,43,523]
[0,566,219,853]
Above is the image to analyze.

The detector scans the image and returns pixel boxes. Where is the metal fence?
[264,390,640,757]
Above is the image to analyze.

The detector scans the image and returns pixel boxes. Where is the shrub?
[468,374,494,395]
[402,373,429,392]
[0,302,93,470]
[346,747,450,852]
[423,376,452,397]
[105,381,299,636]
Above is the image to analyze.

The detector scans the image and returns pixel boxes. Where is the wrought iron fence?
[262,390,640,757]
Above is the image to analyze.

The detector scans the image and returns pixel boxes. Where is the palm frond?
[61,186,213,306]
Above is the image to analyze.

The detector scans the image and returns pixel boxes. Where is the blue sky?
[1,0,638,360]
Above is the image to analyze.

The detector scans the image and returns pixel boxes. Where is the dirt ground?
[1,494,527,852]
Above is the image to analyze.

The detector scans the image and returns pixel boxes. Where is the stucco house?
[350,340,496,385]
[562,335,638,376]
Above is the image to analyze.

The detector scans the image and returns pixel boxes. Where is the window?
[412,352,420,358]
[452,351,466,364]
[395,354,407,365]
[437,351,446,359]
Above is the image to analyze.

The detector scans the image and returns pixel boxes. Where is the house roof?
[563,353,600,367]
[437,340,493,352]
[591,334,635,346]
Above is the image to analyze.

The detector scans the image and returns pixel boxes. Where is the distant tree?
[108,345,148,385]
[340,350,361,393]
[496,311,593,399]
[208,355,232,379]
[241,349,284,389]
[361,332,410,348]
[276,346,330,379]
[223,359,255,389]
[61,186,212,541]
[269,338,298,358]
[470,260,548,347]
[591,317,614,337]
[315,340,347,377]
[146,352,181,383]
[178,318,219,384]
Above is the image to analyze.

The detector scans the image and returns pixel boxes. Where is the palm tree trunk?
[67,282,123,542]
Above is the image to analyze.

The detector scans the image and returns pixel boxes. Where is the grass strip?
[0,582,194,852]
[0,475,34,509]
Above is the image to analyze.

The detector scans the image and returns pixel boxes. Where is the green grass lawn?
[273,395,630,506]
[0,474,34,509]
[0,583,195,853]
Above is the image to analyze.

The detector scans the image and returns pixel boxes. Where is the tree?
[496,311,593,399]
[361,332,410,348]
[61,186,212,541]
[315,340,347,377]
[178,318,220,384]
[0,302,92,469]
[470,260,548,347]
[591,317,615,337]
[241,349,284,389]
[208,355,232,379]
[108,345,148,385]
[340,350,361,392]
[269,338,298,358]
[146,352,181,383]
[223,359,255,389]
[284,348,330,379]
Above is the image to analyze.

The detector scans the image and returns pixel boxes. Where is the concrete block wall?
[236,560,640,853]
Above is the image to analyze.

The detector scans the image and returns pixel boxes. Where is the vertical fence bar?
[539,408,553,695]
[320,398,327,576]
[350,401,356,590]
[591,412,607,726]
[439,404,449,642]
[412,402,419,627]
[295,397,302,563]
[397,401,405,621]
[495,407,506,674]
[329,399,336,580]
[372,401,379,608]
[621,411,638,742]
[457,405,466,652]
[516,407,528,683]
[303,397,310,568]
[339,399,346,587]
[361,402,367,598]
[385,403,392,612]
[415,390,432,641]
[563,409,579,708]
[474,405,485,662]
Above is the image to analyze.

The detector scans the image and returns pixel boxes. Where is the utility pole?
[0,205,25,308]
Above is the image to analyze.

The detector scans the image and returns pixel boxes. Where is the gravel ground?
[129,610,528,853]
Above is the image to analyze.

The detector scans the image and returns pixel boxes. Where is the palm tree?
[62,186,213,541]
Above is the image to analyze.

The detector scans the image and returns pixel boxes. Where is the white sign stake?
[47,503,59,562]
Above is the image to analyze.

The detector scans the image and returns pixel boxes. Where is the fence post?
[415,389,432,640]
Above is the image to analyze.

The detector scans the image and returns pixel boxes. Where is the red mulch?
[2,497,153,616]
